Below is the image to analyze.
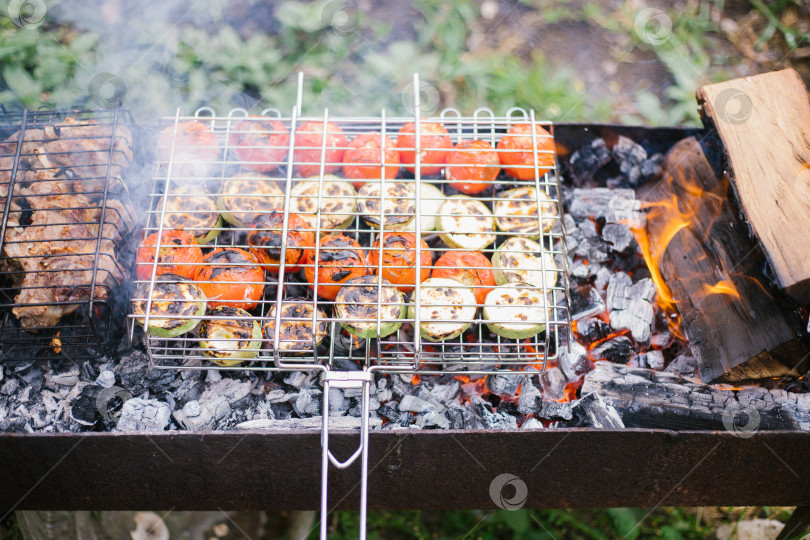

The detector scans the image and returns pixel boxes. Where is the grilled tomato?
[248,212,314,273]
[197,248,265,310]
[395,121,452,175]
[293,121,348,178]
[199,306,262,366]
[368,232,432,293]
[156,121,218,164]
[304,234,368,301]
[132,274,206,337]
[445,139,500,195]
[497,123,555,180]
[432,250,496,305]
[228,117,290,173]
[342,132,400,188]
[136,229,203,281]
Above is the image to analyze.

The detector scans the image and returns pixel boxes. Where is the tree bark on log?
[642,136,807,383]
[581,361,810,431]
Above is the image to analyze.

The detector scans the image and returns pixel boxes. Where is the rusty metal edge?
[1,428,807,512]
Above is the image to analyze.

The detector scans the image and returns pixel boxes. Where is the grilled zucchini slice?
[335,275,406,339]
[407,277,477,342]
[159,185,223,245]
[262,300,328,355]
[436,195,496,250]
[217,172,284,228]
[199,306,262,366]
[483,283,549,339]
[405,182,446,233]
[494,186,557,239]
[132,274,206,337]
[290,176,357,233]
[356,181,416,230]
[492,237,558,289]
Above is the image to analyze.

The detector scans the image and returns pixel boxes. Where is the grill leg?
[776,506,810,540]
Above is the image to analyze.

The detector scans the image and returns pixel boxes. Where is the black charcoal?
[17,364,44,393]
[539,400,573,421]
[294,390,321,416]
[95,370,116,388]
[417,411,450,429]
[569,138,611,183]
[590,336,634,364]
[378,403,404,424]
[50,360,80,387]
[486,373,522,396]
[328,388,345,412]
[646,350,665,371]
[665,355,699,378]
[607,273,655,344]
[558,341,591,382]
[69,385,102,427]
[1,378,19,396]
[640,153,663,180]
[520,417,544,429]
[602,223,635,253]
[570,288,605,321]
[540,368,566,401]
[517,377,542,415]
[116,398,171,432]
[399,395,434,414]
[575,317,612,345]
[571,393,624,429]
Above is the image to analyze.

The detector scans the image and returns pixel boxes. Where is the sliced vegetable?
[335,275,406,339]
[436,194,496,250]
[492,237,559,289]
[497,122,555,180]
[405,182,446,233]
[293,121,348,178]
[263,300,328,355]
[407,277,477,342]
[197,248,265,310]
[342,132,400,188]
[445,139,500,195]
[135,229,203,281]
[290,176,356,233]
[132,274,206,337]
[395,121,452,175]
[432,250,495,305]
[483,283,549,339]
[228,118,290,173]
[368,232,432,293]
[356,181,415,230]
[217,172,284,228]
[158,185,223,245]
[248,212,314,273]
[303,234,368,301]
[199,306,262,366]
[494,186,558,239]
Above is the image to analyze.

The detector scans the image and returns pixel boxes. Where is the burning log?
[697,68,810,303]
[582,362,810,431]
[641,136,808,383]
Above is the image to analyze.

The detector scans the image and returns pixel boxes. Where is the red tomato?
[432,251,496,305]
[368,232,432,293]
[197,248,265,310]
[445,140,500,195]
[136,229,203,281]
[497,123,556,180]
[248,212,314,273]
[156,121,219,179]
[396,122,452,176]
[342,132,400,189]
[228,118,290,173]
[293,121,348,178]
[304,234,368,300]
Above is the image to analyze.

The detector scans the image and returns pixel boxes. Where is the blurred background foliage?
[0,0,806,124]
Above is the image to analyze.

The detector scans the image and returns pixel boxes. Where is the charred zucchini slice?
[494,186,558,239]
[356,181,415,230]
[436,195,496,250]
[199,306,262,366]
[217,172,284,227]
[159,185,223,245]
[290,176,356,233]
[492,237,558,289]
[335,275,406,339]
[407,277,477,342]
[405,182,446,233]
[483,283,549,339]
[262,300,328,355]
[132,274,206,337]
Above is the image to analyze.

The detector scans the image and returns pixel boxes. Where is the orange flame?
[703,280,741,300]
